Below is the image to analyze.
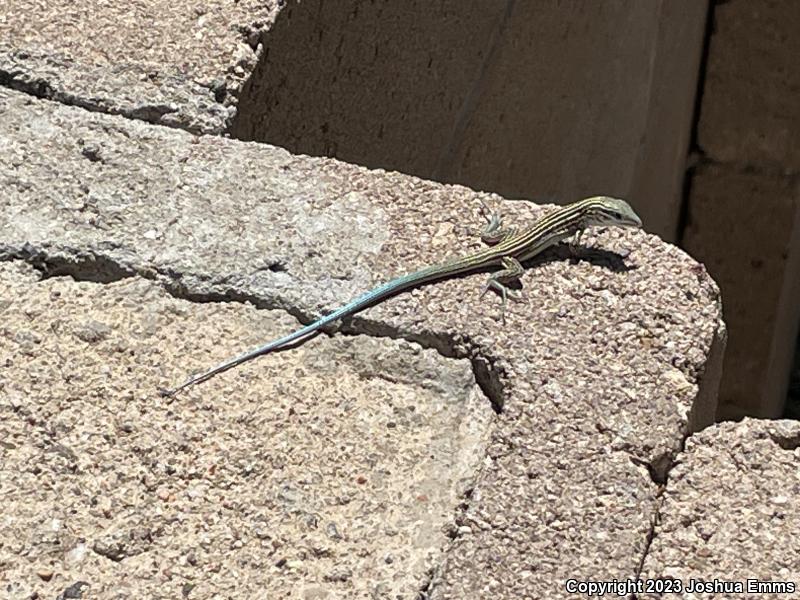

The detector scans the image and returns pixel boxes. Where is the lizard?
[161,196,642,396]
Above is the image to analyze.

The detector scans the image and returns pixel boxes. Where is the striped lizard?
[162,196,641,396]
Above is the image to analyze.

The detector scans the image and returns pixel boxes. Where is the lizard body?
[162,196,641,396]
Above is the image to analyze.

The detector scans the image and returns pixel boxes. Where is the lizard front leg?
[569,227,585,256]
[479,199,516,245]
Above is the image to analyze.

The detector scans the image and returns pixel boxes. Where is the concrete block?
[234,0,708,242]
[0,0,277,132]
[0,0,707,242]
[699,0,800,167]
[231,0,510,184]
[683,164,800,418]
[641,419,800,597]
[440,1,708,242]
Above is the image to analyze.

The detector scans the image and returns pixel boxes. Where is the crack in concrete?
[0,242,507,415]
[1,240,505,598]
[0,64,193,131]
[414,568,436,600]
[631,427,690,595]
[633,493,664,596]
[0,242,137,283]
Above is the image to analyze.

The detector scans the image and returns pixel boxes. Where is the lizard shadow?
[525,243,636,272]
[492,242,637,296]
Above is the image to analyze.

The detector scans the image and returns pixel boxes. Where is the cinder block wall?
[682,0,800,419]
[231,0,799,419]
[231,0,707,243]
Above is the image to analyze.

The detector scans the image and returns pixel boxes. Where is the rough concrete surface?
[0,88,726,599]
[0,0,707,242]
[439,0,707,243]
[699,0,800,168]
[232,0,707,243]
[0,0,280,133]
[641,419,800,598]
[0,261,492,599]
[231,0,508,183]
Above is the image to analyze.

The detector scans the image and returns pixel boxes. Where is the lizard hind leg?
[480,256,525,323]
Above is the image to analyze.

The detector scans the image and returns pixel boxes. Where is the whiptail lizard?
[162,196,642,396]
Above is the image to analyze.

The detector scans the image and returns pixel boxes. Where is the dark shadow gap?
[676,0,716,246]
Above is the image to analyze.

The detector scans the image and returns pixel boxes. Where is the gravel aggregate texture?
[641,419,800,599]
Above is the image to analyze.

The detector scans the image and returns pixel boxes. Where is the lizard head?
[581,196,643,229]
